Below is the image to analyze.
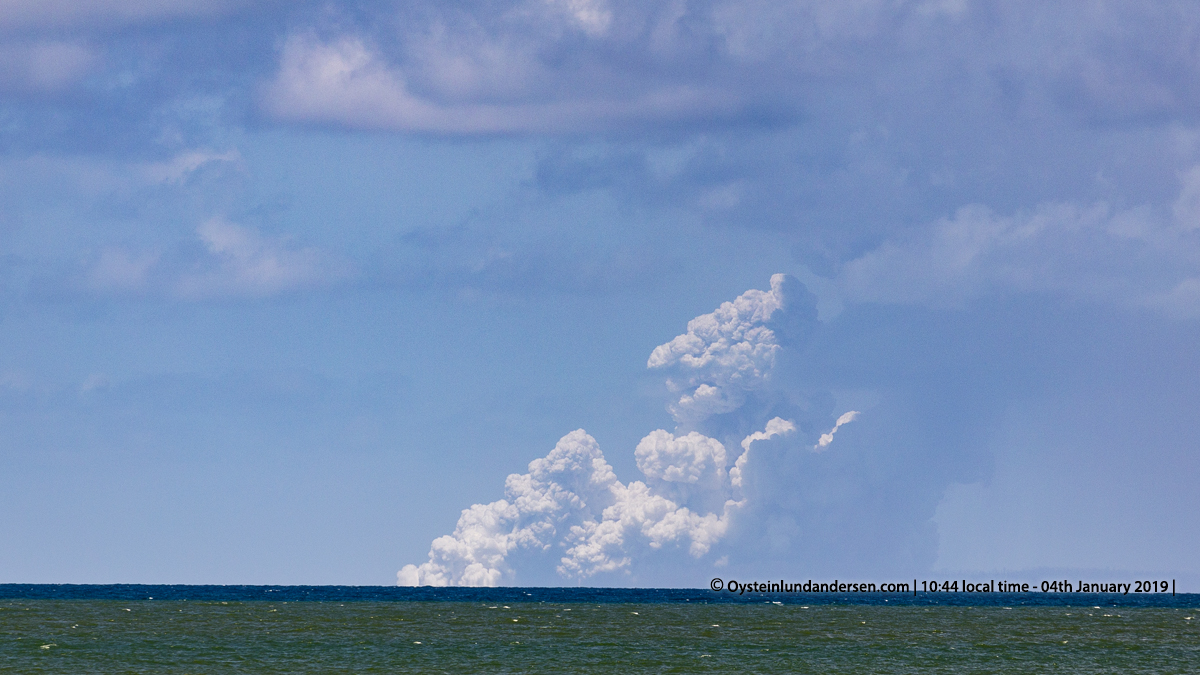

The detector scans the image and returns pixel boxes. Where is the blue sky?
[1,0,1198,587]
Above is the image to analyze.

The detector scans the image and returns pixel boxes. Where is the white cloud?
[0,41,97,93]
[266,0,1200,136]
[140,150,240,185]
[0,0,243,29]
[731,416,795,493]
[547,0,613,36]
[0,149,242,211]
[815,410,860,451]
[400,275,860,586]
[262,34,737,134]
[739,415,797,452]
[80,219,347,301]
[398,429,618,585]
[837,190,1200,315]
[635,430,726,485]
[562,480,729,573]
[78,372,110,393]
[174,219,341,299]
[1152,277,1200,319]
[647,273,789,427]
[87,247,160,293]
[838,203,1101,305]
[635,429,728,514]
[398,426,740,586]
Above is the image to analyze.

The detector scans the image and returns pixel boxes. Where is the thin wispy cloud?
[0,41,97,94]
[837,182,1200,316]
[261,33,744,135]
[79,219,350,301]
[0,0,248,30]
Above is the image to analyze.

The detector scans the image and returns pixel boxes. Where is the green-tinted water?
[2,600,1196,673]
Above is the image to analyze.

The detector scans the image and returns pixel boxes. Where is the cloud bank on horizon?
[399,274,860,586]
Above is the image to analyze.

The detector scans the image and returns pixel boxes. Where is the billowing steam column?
[398,274,858,586]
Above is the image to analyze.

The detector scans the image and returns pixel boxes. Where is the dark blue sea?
[0,583,1196,606]
[3,585,1196,673]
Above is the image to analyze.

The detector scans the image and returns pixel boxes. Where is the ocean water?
[1,586,1196,673]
